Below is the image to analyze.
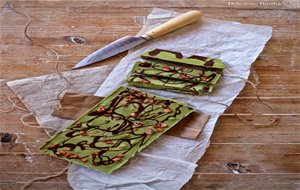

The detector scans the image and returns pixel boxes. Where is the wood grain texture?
[0,0,299,189]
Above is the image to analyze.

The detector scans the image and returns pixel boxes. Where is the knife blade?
[73,10,202,69]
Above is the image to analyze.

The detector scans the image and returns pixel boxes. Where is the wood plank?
[1,144,299,174]
[183,174,300,190]
[196,144,300,173]
[0,154,68,173]
[2,32,300,57]
[2,10,299,32]
[225,98,300,114]
[6,0,295,10]
[211,125,300,143]
[217,114,300,126]
[1,117,299,154]
[0,182,72,190]
[1,21,299,46]
[0,173,68,182]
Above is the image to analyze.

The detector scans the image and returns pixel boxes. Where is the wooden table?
[1,0,299,189]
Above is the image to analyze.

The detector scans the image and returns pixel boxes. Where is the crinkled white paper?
[69,8,272,190]
[7,65,114,136]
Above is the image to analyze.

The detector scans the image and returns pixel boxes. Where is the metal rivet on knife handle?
[144,10,202,39]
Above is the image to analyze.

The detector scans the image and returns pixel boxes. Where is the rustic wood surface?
[0,0,299,189]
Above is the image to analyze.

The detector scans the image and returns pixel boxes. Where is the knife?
[73,10,202,69]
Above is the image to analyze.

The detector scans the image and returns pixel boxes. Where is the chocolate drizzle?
[204,60,215,67]
[138,62,152,67]
[188,55,208,61]
[148,49,183,59]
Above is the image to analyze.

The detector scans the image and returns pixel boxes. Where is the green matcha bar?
[129,61,222,85]
[141,49,225,70]
[126,49,225,95]
[126,71,213,94]
[39,86,194,174]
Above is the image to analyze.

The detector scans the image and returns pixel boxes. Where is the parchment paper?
[69,8,272,190]
[6,8,272,190]
[7,65,114,137]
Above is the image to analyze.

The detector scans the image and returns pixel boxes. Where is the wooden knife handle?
[145,10,202,39]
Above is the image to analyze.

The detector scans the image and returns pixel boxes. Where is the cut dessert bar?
[40,86,194,174]
[126,49,225,95]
